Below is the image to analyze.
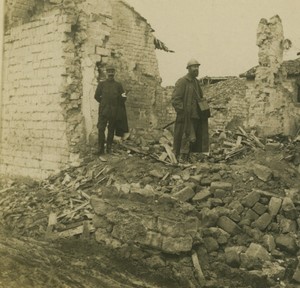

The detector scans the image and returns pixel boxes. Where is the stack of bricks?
[1,11,73,178]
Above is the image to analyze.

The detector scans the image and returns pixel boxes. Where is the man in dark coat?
[94,64,129,155]
[172,59,210,161]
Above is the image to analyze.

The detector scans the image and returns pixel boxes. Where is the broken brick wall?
[75,0,173,143]
[245,15,300,136]
[1,0,89,179]
[203,78,248,131]
[0,11,79,179]
[1,0,174,178]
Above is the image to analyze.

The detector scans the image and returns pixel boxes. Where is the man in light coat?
[172,59,210,162]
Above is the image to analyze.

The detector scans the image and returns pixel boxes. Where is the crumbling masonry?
[1,0,174,179]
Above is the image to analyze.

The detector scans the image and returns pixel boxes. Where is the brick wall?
[80,0,171,142]
[0,0,188,178]
[0,11,83,179]
[245,78,300,136]
[203,78,248,131]
[105,0,162,129]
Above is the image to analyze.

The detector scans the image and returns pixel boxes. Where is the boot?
[180,153,190,163]
[106,144,112,154]
[98,140,105,155]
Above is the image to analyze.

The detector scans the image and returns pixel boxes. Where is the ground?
[1,128,300,287]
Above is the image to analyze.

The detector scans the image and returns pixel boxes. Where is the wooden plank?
[250,131,265,149]
[236,136,242,147]
[223,141,236,147]
[45,212,57,239]
[191,251,206,287]
[56,222,95,239]
[57,202,89,220]
[238,126,248,137]
[0,187,14,194]
[163,144,178,164]
[159,152,168,161]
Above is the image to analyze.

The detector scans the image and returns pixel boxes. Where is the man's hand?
[122,90,130,98]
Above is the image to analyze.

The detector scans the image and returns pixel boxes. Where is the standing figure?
[94,64,128,155]
[172,59,210,162]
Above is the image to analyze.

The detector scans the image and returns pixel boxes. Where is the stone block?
[206,227,230,244]
[241,191,260,208]
[149,169,164,178]
[139,215,157,231]
[282,197,298,220]
[228,200,244,214]
[268,197,282,216]
[112,220,147,243]
[293,259,300,283]
[217,216,241,235]
[139,231,163,250]
[275,235,298,254]
[192,188,211,202]
[210,181,233,192]
[172,186,195,202]
[278,216,297,234]
[190,174,202,183]
[252,202,267,215]
[245,243,271,262]
[90,196,114,216]
[157,217,182,237]
[92,215,110,229]
[244,209,259,221]
[161,235,193,254]
[95,229,122,249]
[253,164,273,182]
[213,188,228,198]
[225,246,245,268]
[262,234,276,252]
[203,237,219,252]
[262,262,285,281]
[253,213,273,231]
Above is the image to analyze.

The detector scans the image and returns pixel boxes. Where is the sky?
[126,0,300,86]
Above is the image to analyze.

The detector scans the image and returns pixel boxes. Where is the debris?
[191,251,206,287]
[45,212,57,239]
[163,143,177,164]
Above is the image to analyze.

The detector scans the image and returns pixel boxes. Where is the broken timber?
[191,251,206,287]
[120,143,178,166]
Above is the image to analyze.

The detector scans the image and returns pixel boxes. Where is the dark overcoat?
[94,79,129,136]
[171,74,209,155]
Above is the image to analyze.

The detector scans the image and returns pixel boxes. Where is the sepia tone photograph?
[0,0,300,287]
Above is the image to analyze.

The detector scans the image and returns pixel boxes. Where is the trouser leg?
[98,115,108,154]
[106,117,116,153]
[173,116,184,159]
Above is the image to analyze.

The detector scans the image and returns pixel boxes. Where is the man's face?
[106,69,115,79]
[188,65,200,78]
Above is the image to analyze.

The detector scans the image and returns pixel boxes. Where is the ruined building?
[206,15,300,136]
[1,0,174,179]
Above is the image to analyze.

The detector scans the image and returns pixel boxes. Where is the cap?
[106,64,115,71]
[186,59,200,69]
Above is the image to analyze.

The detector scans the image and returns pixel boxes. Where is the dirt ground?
[1,129,300,287]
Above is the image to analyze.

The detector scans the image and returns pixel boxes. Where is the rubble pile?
[1,127,300,287]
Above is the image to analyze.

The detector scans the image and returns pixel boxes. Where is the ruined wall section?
[78,0,113,143]
[1,11,73,178]
[203,78,248,131]
[106,0,162,129]
[246,15,300,136]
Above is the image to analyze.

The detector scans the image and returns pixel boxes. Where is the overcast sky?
[126,0,300,86]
